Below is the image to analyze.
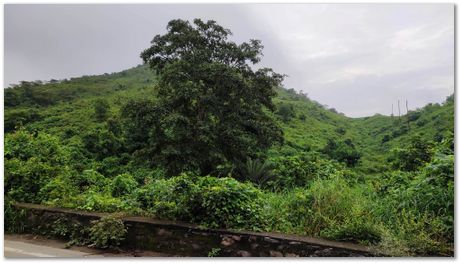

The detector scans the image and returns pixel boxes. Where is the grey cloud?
[4,4,454,117]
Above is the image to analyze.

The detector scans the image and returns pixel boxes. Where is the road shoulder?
[4,234,172,257]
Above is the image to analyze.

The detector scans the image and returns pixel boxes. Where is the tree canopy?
[129,19,284,176]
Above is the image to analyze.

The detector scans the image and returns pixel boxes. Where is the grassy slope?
[5,64,454,174]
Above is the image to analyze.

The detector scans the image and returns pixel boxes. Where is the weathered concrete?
[12,203,380,257]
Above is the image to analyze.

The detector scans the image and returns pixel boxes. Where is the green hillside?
[7,64,452,166]
[5,63,454,255]
[5,63,454,256]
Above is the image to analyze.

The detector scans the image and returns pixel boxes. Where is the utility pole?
[398,100,401,124]
[406,100,410,131]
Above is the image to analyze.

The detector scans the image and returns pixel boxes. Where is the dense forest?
[4,19,454,256]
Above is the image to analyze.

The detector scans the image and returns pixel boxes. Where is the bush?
[130,167,165,185]
[94,99,110,121]
[5,130,67,163]
[38,172,80,204]
[5,196,27,233]
[5,109,42,133]
[49,217,90,246]
[284,175,381,243]
[321,138,361,167]
[269,153,341,190]
[282,189,313,231]
[193,176,265,230]
[5,130,70,203]
[276,103,296,122]
[89,215,127,248]
[379,153,453,243]
[390,135,434,171]
[72,170,109,192]
[321,212,382,244]
[111,173,138,197]
[5,88,21,107]
[381,134,391,144]
[335,127,346,135]
[237,158,274,185]
[76,191,128,213]
[134,175,189,219]
[135,174,266,230]
[96,156,126,177]
[82,128,124,160]
[378,210,451,256]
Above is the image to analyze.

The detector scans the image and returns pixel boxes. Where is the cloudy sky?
[4,4,454,117]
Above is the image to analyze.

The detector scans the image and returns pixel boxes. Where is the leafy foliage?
[136,18,284,176]
[276,103,296,122]
[94,98,110,121]
[134,173,265,229]
[268,152,342,190]
[111,173,138,197]
[322,138,361,167]
[5,130,71,202]
[5,109,42,132]
[89,215,127,248]
[237,158,274,186]
[3,18,454,256]
[390,134,434,171]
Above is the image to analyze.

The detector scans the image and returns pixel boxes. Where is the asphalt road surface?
[5,240,101,257]
[4,234,171,257]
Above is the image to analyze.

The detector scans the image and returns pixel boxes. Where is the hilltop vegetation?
[5,19,454,256]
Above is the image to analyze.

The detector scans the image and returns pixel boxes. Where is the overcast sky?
[4,4,454,117]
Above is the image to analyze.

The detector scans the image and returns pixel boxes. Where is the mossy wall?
[11,203,378,257]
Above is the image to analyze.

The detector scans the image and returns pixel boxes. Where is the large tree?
[129,19,284,176]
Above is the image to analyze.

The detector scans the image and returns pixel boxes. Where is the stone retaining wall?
[12,203,380,257]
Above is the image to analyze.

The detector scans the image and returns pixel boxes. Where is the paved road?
[4,234,171,257]
[5,240,102,258]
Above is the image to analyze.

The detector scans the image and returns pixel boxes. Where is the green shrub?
[292,175,380,243]
[4,196,27,233]
[238,158,274,185]
[134,176,184,218]
[97,156,127,177]
[5,130,74,203]
[135,174,266,230]
[49,217,90,247]
[130,167,166,185]
[381,134,391,144]
[111,173,138,197]
[378,152,454,243]
[38,172,80,204]
[89,215,127,248]
[5,130,68,164]
[269,153,341,190]
[261,191,295,234]
[321,138,361,167]
[5,109,42,133]
[82,128,124,161]
[94,98,110,121]
[76,191,127,213]
[72,170,109,192]
[321,212,382,244]
[276,103,296,122]
[390,134,434,171]
[192,176,265,230]
[378,210,451,256]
